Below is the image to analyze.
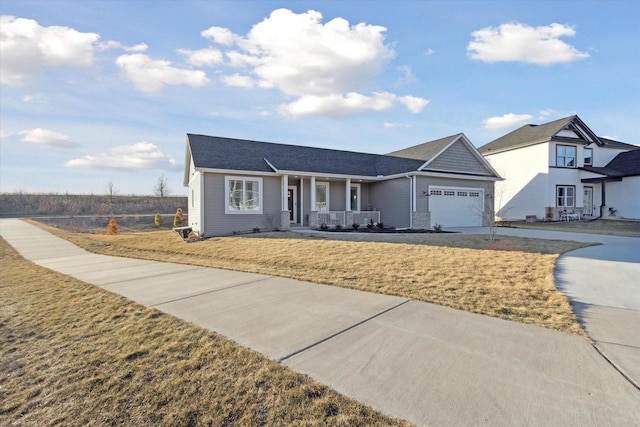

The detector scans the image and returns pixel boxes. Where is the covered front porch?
[278,174,382,229]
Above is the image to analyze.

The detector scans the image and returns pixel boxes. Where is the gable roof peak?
[479,114,600,155]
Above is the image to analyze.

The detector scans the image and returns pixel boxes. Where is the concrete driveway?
[556,241,640,388]
[452,226,640,389]
[2,219,639,426]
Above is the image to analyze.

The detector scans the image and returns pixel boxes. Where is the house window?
[556,186,575,207]
[315,182,329,211]
[444,190,455,196]
[556,145,577,167]
[584,148,593,166]
[350,184,361,211]
[225,176,263,214]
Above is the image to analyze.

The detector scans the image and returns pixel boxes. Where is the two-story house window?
[556,186,575,207]
[556,145,577,167]
[584,148,593,166]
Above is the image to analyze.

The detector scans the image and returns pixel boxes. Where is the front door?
[287,186,297,223]
[583,187,593,216]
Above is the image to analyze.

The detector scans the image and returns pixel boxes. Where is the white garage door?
[429,186,484,227]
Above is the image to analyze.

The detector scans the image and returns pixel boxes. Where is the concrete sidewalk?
[1,219,639,426]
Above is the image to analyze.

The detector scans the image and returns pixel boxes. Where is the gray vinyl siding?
[415,176,495,226]
[427,140,489,175]
[328,181,346,211]
[360,184,371,211]
[202,173,282,236]
[369,177,411,228]
[188,172,201,232]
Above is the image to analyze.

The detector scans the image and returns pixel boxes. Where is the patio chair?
[561,210,580,221]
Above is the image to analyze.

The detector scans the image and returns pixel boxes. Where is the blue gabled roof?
[187,134,425,177]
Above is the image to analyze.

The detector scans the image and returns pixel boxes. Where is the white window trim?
[583,148,593,166]
[556,185,576,208]
[350,183,361,212]
[556,144,577,168]
[316,181,330,212]
[225,176,263,214]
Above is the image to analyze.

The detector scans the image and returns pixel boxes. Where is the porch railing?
[353,211,380,226]
[317,211,345,226]
[315,211,380,227]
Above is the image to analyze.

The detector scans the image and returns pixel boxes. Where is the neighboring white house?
[183,133,501,236]
[478,115,640,221]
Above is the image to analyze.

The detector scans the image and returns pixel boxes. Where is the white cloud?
[202,8,427,116]
[398,95,429,113]
[202,26,239,46]
[19,128,79,148]
[99,40,148,52]
[396,65,417,85]
[0,130,14,139]
[467,22,589,65]
[279,91,427,117]
[384,122,411,129]
[221,73,257,88]
[0,15,100,85]
[484,113,533,130]
[178,47,223,66]
[116,53,209,93]
[65,141,176,170]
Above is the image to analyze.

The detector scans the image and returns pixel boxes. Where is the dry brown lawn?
[0,238,410,426]
[34,221,589,335]
[511,218,640,237]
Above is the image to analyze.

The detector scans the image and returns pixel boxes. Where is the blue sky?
[1,0,639,195]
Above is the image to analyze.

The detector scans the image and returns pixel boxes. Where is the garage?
[428,186,484,227]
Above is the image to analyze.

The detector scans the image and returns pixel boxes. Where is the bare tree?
[153,173,170,197]
[106,179,119,203]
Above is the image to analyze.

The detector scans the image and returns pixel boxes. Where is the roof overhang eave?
[387,170,502,181]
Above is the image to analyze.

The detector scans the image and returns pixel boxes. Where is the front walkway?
[1,219,638,426]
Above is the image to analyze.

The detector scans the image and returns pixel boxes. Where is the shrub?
[376,222,384,229]
[319,223,328,230]
[154,213,163,227]
[367,219,374,229]
[106,218,119,235]
[173,208,184,228]
[335,223,343,230]
[352,222,360,231]
[433,223,443,233]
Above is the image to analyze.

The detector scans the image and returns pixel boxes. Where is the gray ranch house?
[183,133,501,236]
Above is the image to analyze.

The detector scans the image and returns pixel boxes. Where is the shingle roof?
[187,134,425,177]
[598,137,640,150]
[386,134,460,161]
[478,116,575,155]
[604,149,640,177]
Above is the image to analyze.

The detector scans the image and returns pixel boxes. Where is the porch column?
[310,176,317,227]
[310,176,316,210]
[280,175,290,231]
[345,178,353,226]
[281,175,289,211]
[300,177,304,226]
[345,178,352,212]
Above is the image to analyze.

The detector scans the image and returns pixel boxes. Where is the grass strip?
[0,238,410,426]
